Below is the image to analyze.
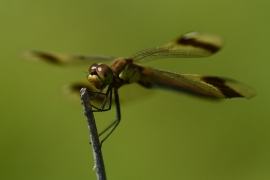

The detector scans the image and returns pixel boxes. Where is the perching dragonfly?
[23,31,256,143]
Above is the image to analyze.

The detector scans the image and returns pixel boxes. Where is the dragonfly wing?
[131,31,223,63]
[22,50,116,65]
[138,67,256,99]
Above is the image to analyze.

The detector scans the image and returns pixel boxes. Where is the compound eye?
[88,63,98,73]
[96,64,113,85]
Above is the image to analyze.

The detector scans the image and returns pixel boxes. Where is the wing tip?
[178,31,224,54]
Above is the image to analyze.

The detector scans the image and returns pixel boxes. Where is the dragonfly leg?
[86,87,120,144]
[87,86,112,111]
[100,87,112,110]
[89,89,102,100]
[99,88,121,145]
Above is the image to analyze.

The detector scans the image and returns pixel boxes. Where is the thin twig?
[80,88,107,180]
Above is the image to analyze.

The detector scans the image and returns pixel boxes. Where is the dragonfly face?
[23,31,256,143]
[88,63,114,90]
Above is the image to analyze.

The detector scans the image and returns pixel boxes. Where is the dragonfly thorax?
[110,58,141,84]
[87,63,113,90]
[119,64,141,83]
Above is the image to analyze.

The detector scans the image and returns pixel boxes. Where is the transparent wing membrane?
[138,67,256,99]
[131,32,223,63]
[22,50,115,65]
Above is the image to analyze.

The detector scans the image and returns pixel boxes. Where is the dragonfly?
[23,31,256,143]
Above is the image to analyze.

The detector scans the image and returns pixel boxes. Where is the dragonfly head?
[87,63,113,90]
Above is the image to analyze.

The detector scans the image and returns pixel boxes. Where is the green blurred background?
[1,0,270,179]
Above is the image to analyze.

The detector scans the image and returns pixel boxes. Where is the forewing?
[138,67,256,99]
[22,50,116,65]
[131,31,223,63]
